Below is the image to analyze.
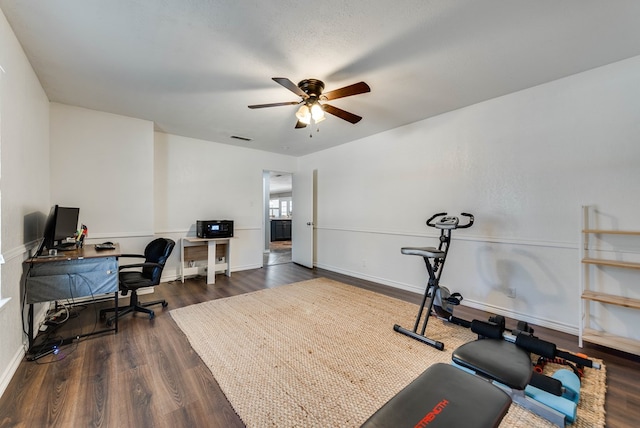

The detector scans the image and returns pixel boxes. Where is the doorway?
[264,171,292,266]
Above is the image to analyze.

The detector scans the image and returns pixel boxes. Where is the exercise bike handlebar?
[425,212,475,229]
[426,212,448,227]
[458,212,474,229]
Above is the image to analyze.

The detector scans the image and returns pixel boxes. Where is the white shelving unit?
[579,205,640,355]
[181,237,232,284]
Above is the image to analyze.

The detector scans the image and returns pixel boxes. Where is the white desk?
[180,237,231,284]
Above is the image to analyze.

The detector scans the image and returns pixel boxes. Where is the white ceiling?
[2,1,640,157]
[269,171,292,195]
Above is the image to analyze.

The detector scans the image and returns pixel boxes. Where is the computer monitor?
[37,205,80,255]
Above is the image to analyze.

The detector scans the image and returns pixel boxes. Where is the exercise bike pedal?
[445,292,463,305]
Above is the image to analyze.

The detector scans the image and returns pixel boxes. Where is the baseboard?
[314,262,423,294]
[0,343,26,399]
[160,264,262,284]
[461,299,578,336]
[232,263,263,272]
[314,262,579,336]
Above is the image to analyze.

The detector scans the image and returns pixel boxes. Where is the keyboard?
[55,242,77,250]
[95,244,115,250]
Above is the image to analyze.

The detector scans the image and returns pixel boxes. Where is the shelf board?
[582,257,640,270]
[583,229,640,235]
[214,263,228,273]
[182,266,199,276]
[581,290,640,309]
[581,328,640,355]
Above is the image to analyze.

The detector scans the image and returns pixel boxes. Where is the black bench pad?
[452,339,532,390]
[361,363,511,428]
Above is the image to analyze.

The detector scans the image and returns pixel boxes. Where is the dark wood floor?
[264,241,292,265]
[1,263,638,427]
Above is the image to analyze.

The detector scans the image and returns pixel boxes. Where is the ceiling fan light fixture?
[296,104,311,124]
[249,77,370,129]
[311,102,325,122]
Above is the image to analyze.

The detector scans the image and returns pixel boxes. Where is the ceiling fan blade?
[248,101,300,109]
[322,81,370,101]
[273,77,308,99]
[295,120,308,129]
[322,104,363,124]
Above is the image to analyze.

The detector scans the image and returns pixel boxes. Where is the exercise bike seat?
[452,339,532,390]
[401,246,445,259]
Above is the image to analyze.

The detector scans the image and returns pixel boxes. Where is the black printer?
[196,220,234,239]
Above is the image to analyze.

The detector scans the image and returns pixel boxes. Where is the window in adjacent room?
[269,199,280,218]
[280,200,292,217]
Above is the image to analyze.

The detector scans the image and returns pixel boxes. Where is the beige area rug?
[170,278,606,427]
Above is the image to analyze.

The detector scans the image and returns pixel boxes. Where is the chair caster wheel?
[149,311,155,320]
[162,302,168,308]
[106,319,114,327]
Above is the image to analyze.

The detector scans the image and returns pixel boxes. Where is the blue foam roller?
[553,369,581,404]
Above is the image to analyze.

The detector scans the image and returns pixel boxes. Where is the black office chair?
[100,238,175,326]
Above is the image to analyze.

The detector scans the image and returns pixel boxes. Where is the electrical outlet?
[507,287,517,298]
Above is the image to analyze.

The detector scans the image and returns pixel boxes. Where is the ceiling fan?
[248,78,370,129]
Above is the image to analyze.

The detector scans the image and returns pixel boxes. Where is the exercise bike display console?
[432,215,459,229]
[394,212,474,350]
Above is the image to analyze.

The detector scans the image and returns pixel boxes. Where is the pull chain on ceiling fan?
[248,77,370,131]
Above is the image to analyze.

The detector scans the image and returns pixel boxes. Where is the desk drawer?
[26,257,118,304]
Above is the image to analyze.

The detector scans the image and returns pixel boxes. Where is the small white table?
[180,237,232,284]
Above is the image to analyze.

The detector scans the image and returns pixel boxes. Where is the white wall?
[2,1,639,399]
[0,8,51,396]
[299,55,640,336]
[50,103,155,238]
[154,132,297,275]
[47,109,299,277]
[0,92,297,397]
[47,103,165,271]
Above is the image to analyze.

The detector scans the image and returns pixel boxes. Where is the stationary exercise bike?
[394,212,474,350]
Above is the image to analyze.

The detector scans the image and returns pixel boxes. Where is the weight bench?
[361,363,511,428]
[451,318,602,426]
[452,339,568,427]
